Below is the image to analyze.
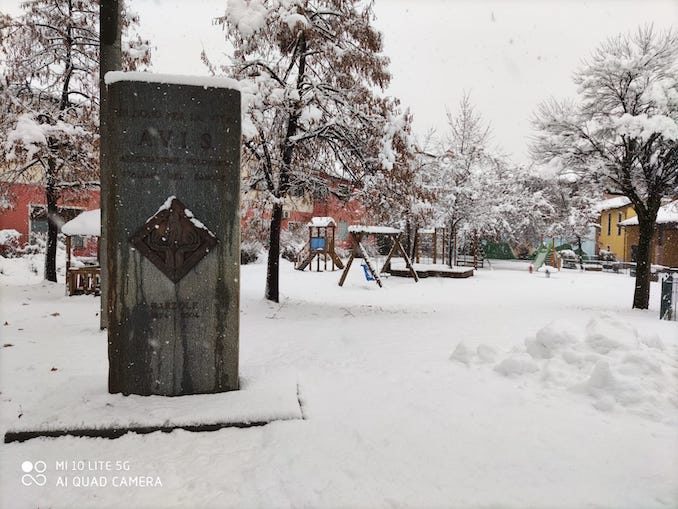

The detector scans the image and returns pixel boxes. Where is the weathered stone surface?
[104,78,240,396]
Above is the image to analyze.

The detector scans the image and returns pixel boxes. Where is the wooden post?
[433,229,438,264]
[331,226,336,271]
[100,0,122,329]
[65,235,72,296]
[338,232,360,287]
[66,235,72,272]
[394,233,419,282]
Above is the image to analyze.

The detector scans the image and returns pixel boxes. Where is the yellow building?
[620,200,678,268]
[596,197,636,261]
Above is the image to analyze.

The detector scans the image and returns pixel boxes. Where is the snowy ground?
[1,256,677,508]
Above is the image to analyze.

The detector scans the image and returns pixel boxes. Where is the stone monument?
[103,72,240,396]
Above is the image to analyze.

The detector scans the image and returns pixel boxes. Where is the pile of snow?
[0,249,66,285]
[491,316,677,422]
[450,342,498,365]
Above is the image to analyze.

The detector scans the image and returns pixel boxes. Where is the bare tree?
[0,0,150,281]
[361,108,436,255]
[531,27,678,308]
[212,0,396,302]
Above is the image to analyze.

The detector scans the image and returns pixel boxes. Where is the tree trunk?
[404,217,411,256]
[44,160,58,282]
[263,33,306,303]
[265,202,284,302]
[632,217,655,309]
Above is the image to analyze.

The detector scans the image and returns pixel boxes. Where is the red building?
[0,182,100,249]
[241,176,366,249]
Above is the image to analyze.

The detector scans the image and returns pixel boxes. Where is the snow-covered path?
[1,259,676,508]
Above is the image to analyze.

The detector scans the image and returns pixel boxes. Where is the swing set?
[338,225,419,287]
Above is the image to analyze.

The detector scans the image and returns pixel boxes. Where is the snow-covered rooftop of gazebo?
[620,200,678,226]
[596,196,631,212]
[62,209,100,237]
[348,225,402,234]
[308,217,336,227]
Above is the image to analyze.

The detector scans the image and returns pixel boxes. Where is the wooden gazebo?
[61,208,101,296]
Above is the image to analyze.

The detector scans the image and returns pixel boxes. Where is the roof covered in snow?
[348,225,402,234]
[62,209,100,237]
[308,217,336,227]
[596,197,631,212]
[620,200,678,226]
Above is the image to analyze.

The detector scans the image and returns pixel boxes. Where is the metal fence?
[660,273,678,321]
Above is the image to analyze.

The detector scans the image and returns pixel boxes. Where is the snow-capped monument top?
[104,71,240,91]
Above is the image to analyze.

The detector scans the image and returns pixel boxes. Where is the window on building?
[607,213,611,236]
[29,205,83,242]
[617,212,623,236]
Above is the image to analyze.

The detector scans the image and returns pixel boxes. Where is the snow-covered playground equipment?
[338,225,419,288]
[294,217,344,272]
[532,242,562,272]
[61,209,101,296]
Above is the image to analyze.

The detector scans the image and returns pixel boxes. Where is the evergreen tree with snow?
[531,27,678,309]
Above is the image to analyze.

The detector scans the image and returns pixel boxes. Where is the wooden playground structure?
[295,217,344,272]
[413,227,449,264]
[387,226,474,279]
[338,226,419,287]
[62,209,101,296]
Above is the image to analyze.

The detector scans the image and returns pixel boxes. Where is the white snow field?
[1,257,677,508]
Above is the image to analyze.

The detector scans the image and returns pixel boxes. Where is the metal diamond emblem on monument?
[129,197,218,283]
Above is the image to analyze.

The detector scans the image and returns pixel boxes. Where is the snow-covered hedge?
[0,229,21,257]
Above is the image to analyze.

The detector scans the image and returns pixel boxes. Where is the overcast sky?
[2,0,676,164]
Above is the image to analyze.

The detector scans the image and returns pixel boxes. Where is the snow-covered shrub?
[599,249,617,262]
[241,240,263,265]
[559,249,578,260]
[0,229,22,257]
[334,245,350,260]
[280,228,306,263]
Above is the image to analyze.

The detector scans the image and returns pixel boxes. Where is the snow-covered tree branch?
[531,26,678,309]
